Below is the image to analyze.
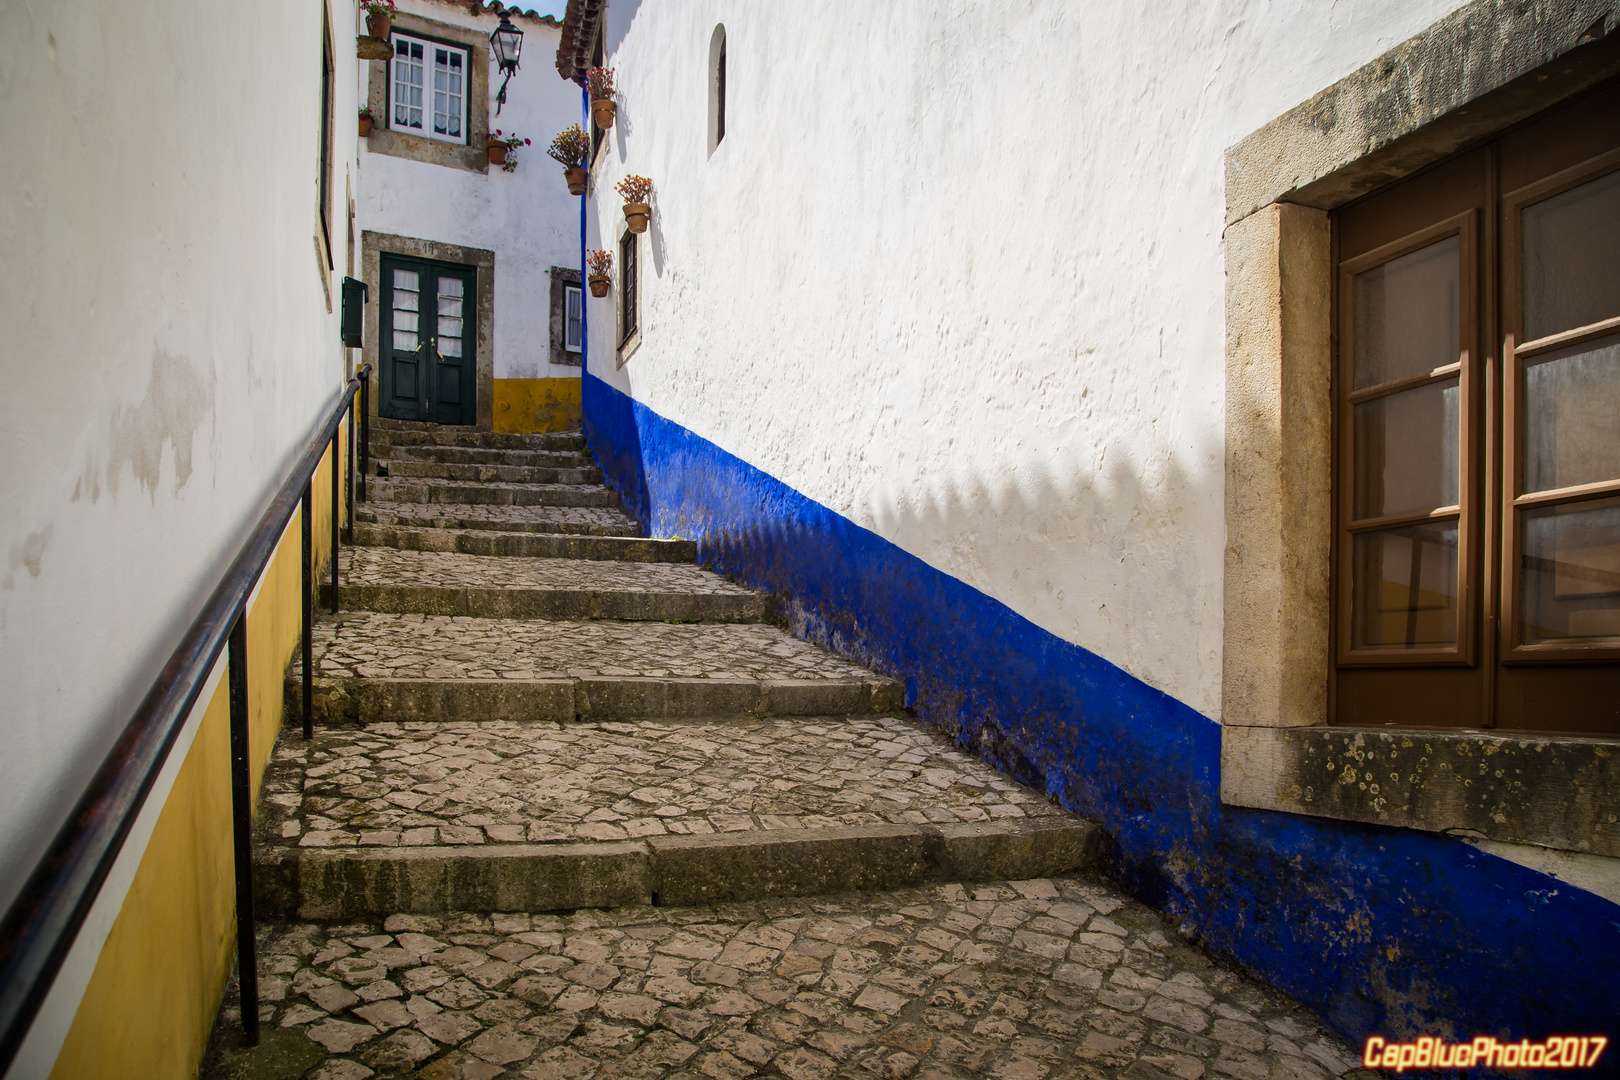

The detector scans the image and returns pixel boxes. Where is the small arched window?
[708,25,726,155]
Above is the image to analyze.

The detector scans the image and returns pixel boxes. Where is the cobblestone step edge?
[367,480,622,509]
[377,445,592,468]
[381,461,603,485]
[253,818,1102,918]
[368,429,584,452]
[286,675,906,725]
[349,524,692,562]
[319,583,775,623]
[353,513,643,538]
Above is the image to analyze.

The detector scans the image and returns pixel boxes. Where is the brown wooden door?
[1332,79,1620,735]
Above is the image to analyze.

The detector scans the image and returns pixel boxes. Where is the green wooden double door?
[380,254,476,425]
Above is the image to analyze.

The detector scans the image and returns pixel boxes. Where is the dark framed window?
[590,24,606,161]
[548,265,582,366]
[317,9,335,271]
[619,229,638,344]
[1331,78,1620,735]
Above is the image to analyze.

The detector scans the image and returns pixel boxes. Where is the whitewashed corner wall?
[0,0,356,915]
[582,0,1470,719]
[356,4,580,381]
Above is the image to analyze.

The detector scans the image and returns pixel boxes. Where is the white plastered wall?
[584,0,1468,718]
[0,0,357,914]
[356,3,581,380]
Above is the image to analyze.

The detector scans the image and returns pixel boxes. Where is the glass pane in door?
[1353,236,1461,388]
[391,269,419,352]
[1522,167,1620,341]
[1521,495,1620,643]
[436,276,464,358]
[1523,333,1620,493]
[1351,522,1460,649]
[1353,378,1460,518]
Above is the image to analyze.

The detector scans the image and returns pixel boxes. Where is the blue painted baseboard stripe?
[582,367,1620,1062]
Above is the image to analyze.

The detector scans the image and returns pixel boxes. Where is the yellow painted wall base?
[47,421,349,1080]
[492,377,582,433]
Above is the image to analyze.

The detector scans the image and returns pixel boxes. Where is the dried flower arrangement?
[547,125,590,169]
[588,67,618,129]
[614,175,653,204]
[586,66,616,101]
[586,249,613,295]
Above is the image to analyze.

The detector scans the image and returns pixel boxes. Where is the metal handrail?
[0,364,373,1068]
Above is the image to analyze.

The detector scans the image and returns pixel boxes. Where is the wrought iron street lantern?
[490,8,523,115]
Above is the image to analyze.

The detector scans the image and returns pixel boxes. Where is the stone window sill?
[1221,724,1620,857]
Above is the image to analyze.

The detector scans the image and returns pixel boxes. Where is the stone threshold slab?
[287,676,906,725]
[254,819,1102,918]
[382,460,602,485]
[369,426,584,452]
[354,511,641,538]
[351,524,694,562]
[368,479,622,509]
[321,583,773,622]
[381,444,590,467]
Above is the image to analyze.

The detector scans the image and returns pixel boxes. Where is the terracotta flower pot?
[592,99,617,130]
[366,11,392,39]
[589,275,610,298]
[488,142,508,166]
[623,202,650,234]
[565,166,588,196]
[358,113,374,136]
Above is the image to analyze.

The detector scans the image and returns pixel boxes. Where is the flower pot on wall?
[488,142,509,166]
[592,100,616,130]
[359,113,374,136]
[565,167,588,196]
[366,12,392,39]
[622,202,650,234]
[588,275,610,298]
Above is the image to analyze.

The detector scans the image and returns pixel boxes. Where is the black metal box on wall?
[340,277,368,348]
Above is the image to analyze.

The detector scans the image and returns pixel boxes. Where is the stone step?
[376,444,593,469]
[354,503,642,538]
[216,873,1364,1080]
[254,716,1101,917]
[288,614,903,725]
[368,478,621,509]
[322,548,772,622]
[379,460,603,485]
[368,423,585,453]
[351,522,695,563]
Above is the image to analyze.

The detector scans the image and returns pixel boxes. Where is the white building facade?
[356,0,586,433]
[563,0,1620,1052]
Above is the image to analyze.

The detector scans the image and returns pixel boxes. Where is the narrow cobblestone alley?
[201,420,1364,1080]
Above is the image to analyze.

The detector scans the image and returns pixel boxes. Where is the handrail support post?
[330,437,340,616]
[227,611,259,1047]
[301,487,313,740]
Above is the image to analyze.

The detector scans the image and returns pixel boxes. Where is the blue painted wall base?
[583,369,1620,1073]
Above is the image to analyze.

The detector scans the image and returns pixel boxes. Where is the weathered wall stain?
[584,370,1620,1061]
[87,350,214,503]
[3,524,54,592]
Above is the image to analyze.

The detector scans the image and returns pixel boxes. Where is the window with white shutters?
[565,286,582,352]
[391,33,467,145]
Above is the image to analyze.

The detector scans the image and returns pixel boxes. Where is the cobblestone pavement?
[310,616,876,682]
[203,874,1365,1080]
[261,717,1066,850]
[339,550,758,597]
[358,503,642,536]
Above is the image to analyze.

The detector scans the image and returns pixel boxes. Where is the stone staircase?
[261,419,1100,921]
